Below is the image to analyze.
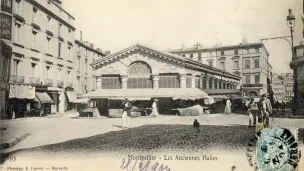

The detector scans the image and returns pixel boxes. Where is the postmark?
[247,126,301,171]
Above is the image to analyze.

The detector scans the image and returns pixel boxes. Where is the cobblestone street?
[1,114,304,171]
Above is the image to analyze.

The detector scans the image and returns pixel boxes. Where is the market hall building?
[83,44,241,116]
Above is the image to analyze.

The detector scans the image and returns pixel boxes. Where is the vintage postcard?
[0,0,304,170]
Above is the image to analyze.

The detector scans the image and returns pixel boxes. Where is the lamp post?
[286,9,296,115]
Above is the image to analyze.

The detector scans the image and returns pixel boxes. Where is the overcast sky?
[63,0,302,74]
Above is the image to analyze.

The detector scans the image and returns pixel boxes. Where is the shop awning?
[108,97,151,101]
[35,92,54,103]
[211,95,229,100]
[9,84,35,99]
[73,98,90,104]
[66,91,77,103]
[226,94,249,100]
[82,88,208,100]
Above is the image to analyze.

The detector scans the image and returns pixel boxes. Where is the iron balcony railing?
[29,77,40,85]
[66,81,73,88]
[10,75,24,83]
[45,79,53,87]
[57,80,64,88]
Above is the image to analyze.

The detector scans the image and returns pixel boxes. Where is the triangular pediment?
[92,44,241,80]
[92,44,187,69]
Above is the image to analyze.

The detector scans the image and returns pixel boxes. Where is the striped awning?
[35,92,53,103]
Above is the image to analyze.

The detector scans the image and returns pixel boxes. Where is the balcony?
[45,79,53,87]
[10,75,24,84]
[66,81,73,88]
[29,77,40,85]
[57,80,64,88]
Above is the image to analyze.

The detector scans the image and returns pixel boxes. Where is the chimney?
[181,44,185,50]
[90,43,94,48]
[80,31,83,41]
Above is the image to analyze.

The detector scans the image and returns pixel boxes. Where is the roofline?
[170,42,266,53]
[92,44,241,80]
[26,0,76,30]
[49,0,75,19]
[75,40,106,56]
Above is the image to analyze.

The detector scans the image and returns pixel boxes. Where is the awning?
[211,95,229,100]
[72,98,90,104]
[35,92,54,103]
[66,91,77,103]
[226,94,249,100]
[9,84,35,99]
[108,97,151,101]
[82,88,208,100]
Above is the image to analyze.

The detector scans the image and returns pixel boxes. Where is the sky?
[63,0,303,74]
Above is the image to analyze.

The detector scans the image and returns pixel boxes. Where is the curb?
[0,133,30,150]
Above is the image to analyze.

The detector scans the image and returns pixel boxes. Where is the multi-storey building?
[75,37,106,97]
[271,73,285,102]
[0,0,13,119]
[169,42,272,97]
[7,0,77,117]
[280,73,293,102]
[291,1,304,115]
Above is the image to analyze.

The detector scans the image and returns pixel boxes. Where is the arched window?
[127,62,152,89]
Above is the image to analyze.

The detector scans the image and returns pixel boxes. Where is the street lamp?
[286,9,297,115]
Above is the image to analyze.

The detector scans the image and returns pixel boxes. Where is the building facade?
[271,73,285,102]
[291,0,304,115]
[0,0,13,119]
[169,43,272,97]
[83,44,241,116]
[7,0,76,117]
[280,73,293,102]
[75,39,106,97]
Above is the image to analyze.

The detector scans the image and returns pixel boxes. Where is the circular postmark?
[255,127,299,171]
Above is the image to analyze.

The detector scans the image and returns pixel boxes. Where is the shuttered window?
[101,76,121,89]
[159,74,180,88]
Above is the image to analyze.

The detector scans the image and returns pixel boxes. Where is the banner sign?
[1,0,12,14]
[0,13,12,40]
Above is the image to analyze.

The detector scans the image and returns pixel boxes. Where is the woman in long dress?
[150,99,159,117]
[224,99,232,114]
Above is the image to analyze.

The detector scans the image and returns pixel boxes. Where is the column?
[216,79,220,89]
[96,77,102,89]
[152,74,159,89]
[58,91,65,114]
[221,80,224,89]
[211,77,215,89]
[205,75,210,89]
[121,75,128,89]
[223,81,226,89]
[179,74,186,89]
[191,75,196,88]
[199,75,204,89]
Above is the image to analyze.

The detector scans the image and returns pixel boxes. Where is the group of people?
[246,94,273,128]
[121,98,159,128]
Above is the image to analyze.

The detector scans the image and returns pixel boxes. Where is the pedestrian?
[122,98,132,128]
[150,99,159,117]
[247,98,258,127]
[224,99,232,114]
[260,94,273,128]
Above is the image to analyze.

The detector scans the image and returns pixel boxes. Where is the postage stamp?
[246,125,302,171]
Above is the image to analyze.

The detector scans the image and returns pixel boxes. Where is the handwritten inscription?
[120,158,170,171]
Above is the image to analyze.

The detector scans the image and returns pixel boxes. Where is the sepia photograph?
[0,0,304,170]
